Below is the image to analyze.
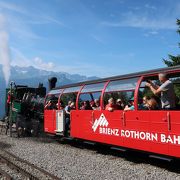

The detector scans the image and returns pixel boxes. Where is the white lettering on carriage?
[92,113,119,136]
[161,134,180,144]
[99,127,119,136]
[121,130,158,142]
[92,114,180,145]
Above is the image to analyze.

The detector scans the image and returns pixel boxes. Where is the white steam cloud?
[0,14,11,86]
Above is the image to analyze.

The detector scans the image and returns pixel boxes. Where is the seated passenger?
[80,102,85,110]
[105,98,117,112]
[92,99,100,110]
[81,100,93,110]
[124,98,134,111]
[141,96,150,110]
[147,98,159,110]
[116,99,123,110]
[90,101,95,108]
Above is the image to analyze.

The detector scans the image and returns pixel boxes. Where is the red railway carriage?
[44,66,180,158]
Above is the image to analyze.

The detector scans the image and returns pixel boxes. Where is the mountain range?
[0,65,98,118]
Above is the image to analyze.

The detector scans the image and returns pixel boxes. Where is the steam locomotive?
[4,78,57,137]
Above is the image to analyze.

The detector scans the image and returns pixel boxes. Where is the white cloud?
[34,57,55,70]
[11,47,55,71]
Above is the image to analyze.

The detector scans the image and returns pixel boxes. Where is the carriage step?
[149,155,172,162]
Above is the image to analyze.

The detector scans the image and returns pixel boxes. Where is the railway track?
[0,149,60,180]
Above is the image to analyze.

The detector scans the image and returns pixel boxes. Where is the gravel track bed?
[0,134,180,180]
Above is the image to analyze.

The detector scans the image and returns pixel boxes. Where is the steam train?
[5,65,180,159]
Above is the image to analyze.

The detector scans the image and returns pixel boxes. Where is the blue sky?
[0,0,180,77]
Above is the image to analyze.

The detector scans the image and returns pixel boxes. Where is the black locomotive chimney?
[48,77,57,90]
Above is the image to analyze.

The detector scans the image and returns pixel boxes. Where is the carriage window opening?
[45,94,59,110]
[138,77,162,110]
[105,78,138,92]
[79,92,101,110]
[104,91,134,110]
[138,73,180,111]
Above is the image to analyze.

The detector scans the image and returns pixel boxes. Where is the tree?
[163,19,180,67]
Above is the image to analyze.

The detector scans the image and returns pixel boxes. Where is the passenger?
[65,101,72,115]
[90,101,95,108]
[44,100,57,110]
[147,98,159,110]
[64,102,75,136]
[116,99,123,110]
[6,91,13,116]
[124,98,134,111]
[80,102,85,110]
[146,73,176,110]
[81,100,93,110]
[70,102,75,109]
[141,96,150,110]
[105,98,117,111]
[92,99,100,110]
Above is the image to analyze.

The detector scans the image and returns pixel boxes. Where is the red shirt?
[7,94,11,104]
[105,104,117,110]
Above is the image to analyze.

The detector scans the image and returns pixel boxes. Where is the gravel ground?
[0,134,180,180]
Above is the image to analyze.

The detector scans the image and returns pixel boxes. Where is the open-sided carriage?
[44,66,180,159]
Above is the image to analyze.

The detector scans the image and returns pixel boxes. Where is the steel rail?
[0,149,60,180]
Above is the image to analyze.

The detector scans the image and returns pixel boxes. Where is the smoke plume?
[0,14,11,86]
